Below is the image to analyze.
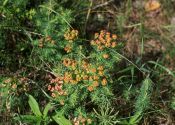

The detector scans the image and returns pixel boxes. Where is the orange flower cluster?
[64,29,78,42]
[38,36,55,48]
[90,30,117,59]
[62,59,108,92]
[90,30,117,50]
[48,77,67,98]
[86,65,108,92]
[3,78,12,84]
[103,53,109,59]
[63,58,77,69]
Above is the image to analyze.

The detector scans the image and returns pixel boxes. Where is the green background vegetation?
[0,0,175,124]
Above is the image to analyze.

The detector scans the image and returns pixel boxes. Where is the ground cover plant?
[0,0,175,124]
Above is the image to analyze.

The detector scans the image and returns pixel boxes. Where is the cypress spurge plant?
[45,29,123,123]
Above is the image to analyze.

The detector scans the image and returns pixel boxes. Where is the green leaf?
[3,0,9,6]
[28,94,42,117]
[149,61,175,78]
[43,103,53,118]
[52,114,72,125]
[118,120,129,125]
[36,121,41,125]
[14,115,41,123]
[129,112,142,125]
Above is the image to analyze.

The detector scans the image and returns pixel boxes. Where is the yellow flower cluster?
[64,29,78,42]
[64,45,72,53]
[2,77,30,95]
[19,77,30,92]
[64,29,78,53]
[73,115,92,125]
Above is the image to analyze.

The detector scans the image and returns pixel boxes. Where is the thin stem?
[109,48,145,75]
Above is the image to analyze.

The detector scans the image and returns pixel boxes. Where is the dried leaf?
[145,0,161,12]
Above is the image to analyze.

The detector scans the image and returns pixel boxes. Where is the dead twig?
[92,0,114,10]
[84,0,93,35]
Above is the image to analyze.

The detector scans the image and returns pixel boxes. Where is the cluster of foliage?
[1,0,175,125]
